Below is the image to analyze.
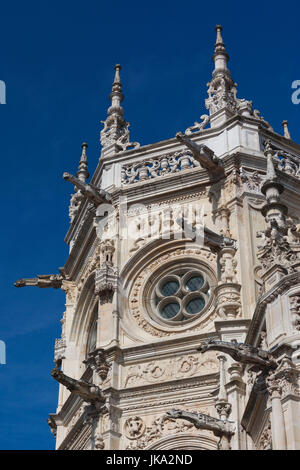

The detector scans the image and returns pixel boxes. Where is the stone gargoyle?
[63,172,112,207]
[51,368,105,405]
[176,132,221,172]
[166,409,235,450]
[198,339,277,370]
[14,273,64,289]
[166,409,235,437]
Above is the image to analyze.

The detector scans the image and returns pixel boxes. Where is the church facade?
[16,26,300,450]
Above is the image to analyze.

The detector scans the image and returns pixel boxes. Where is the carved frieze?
[123,352,218,388]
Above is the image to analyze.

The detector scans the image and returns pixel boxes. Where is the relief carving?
[125,410,210,450]
[123,352,218,388]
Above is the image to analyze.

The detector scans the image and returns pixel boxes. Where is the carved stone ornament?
[54,337,66,365]
[290,295,300,331]
[47,415,57,438]
[125,411,209,450]
[240,167,266,195]
[61,281,77,305]
[94,431,105,450]
[84,349,111,382]
[267,357,300,400]
[184,114,210,135]
[123,352,218,387]
[124,416,146,440]
[257,418,272,450]
[121,150,202,185]
[215,401,232,420]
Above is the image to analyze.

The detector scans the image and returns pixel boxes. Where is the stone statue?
[51,368,105,404]
[63,172,112,206]
[198,339,276,370]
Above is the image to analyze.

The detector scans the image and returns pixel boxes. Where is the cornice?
[118,373,219,401]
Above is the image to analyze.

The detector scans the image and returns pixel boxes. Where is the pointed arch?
[69,272,98,348]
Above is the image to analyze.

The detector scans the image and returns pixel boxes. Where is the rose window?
[150,268,211,323]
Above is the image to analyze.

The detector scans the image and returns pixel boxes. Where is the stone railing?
[121,150,201,185]
[276,152,300,178]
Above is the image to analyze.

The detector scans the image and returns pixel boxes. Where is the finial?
[213,24,229,68]
[263,140,277,181]
[113,64,121,84]
[261,140,287,230]
[282,120,291,139]
[108,63,124,116]
[76,142,89,183]
[215,25,224,45]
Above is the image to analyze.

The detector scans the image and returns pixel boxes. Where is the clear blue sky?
[0,0,299,450]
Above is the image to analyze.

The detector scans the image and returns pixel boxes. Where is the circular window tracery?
[150,267,211,324]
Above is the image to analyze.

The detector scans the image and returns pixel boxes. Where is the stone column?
[226,362,246,450]
[215,355,232,450]
[266,372,287,450]
[215,355,232,420]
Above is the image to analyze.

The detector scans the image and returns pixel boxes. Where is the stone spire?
[68,142,90,224]
[205,26,253,128]
[100,64,139,156]
[76,142,89,183]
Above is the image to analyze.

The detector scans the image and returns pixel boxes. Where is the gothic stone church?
[16,26,300,450]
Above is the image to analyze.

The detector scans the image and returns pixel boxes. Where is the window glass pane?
[185,297,205,314]
[160,302,180,319]
[186,275,204,291]
[87,318,97,353]
[161,280,179,296]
